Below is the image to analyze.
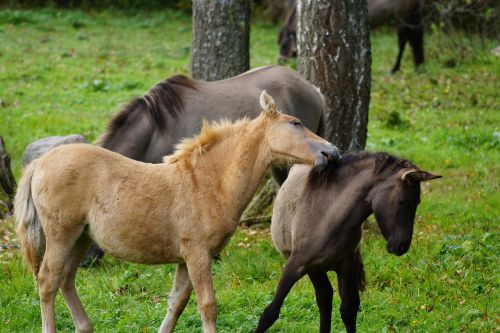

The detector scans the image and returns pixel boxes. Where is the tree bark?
[0,136,16,216]
[297,0,371,152]
[191,0,250,81]
[240,174,276,226]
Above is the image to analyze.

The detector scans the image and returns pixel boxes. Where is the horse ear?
[402,169,442,183]
[417,171,442,182]
[259,90,279,116]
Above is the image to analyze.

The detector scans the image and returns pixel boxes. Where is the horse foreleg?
[158,263,193,333]
[255,255,306,333]
[60,234,93,333]
[336,252,363,333]
[391,25,409,74]
[308,272,333,333]
[185,254,216,333]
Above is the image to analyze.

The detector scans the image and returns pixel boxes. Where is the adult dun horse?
[255,152,441,332]
[82,65,326,265]
[15,92,339,333]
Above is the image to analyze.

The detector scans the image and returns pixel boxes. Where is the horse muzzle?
[313,144,341,168]
[386,240,410,256]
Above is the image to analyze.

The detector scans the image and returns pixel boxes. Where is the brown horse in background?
[279,0,425,73]
[15,91,339,333]
[255,152,441,332]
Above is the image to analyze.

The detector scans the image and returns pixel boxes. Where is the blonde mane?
[164,118,250,166]
[164,91,279,168]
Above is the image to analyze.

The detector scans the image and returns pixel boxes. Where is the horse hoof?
[80,256,102,268]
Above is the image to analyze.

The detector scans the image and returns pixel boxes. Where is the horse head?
[369,166,441,256]
[259,91,340,169]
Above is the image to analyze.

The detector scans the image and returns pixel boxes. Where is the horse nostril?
[331,147,341,161]
[319,145,341,162]
[321,151,336,161]
[397,243,409,254]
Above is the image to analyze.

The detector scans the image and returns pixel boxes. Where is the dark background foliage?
[1,0,497,37]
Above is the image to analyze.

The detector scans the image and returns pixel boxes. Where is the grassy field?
[0,8,499,333]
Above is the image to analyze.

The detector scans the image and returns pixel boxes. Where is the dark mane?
[100,75,196,148]
[307,151,418,188]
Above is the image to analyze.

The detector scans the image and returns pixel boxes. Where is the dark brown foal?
[256,152,441,332]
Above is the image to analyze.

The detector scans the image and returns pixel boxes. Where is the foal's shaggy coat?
[15,91,338,333]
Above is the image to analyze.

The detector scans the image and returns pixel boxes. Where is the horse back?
[180,66,325,136]
[271,163,367,270]
[31,144,171,221]
[30,144,188,263]
[368,0,422,27]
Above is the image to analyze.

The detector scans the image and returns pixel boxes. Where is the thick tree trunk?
[191,0,250,81]
[297,0,371,152]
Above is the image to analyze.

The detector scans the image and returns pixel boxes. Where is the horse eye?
[291,120,301,126]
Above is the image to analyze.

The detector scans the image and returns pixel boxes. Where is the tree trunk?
[297,0,371,152]
[0,136,16,217]
[240,174,276,226]
[191,0,250,81]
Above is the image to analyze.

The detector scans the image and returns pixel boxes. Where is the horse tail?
[14,161,45,278]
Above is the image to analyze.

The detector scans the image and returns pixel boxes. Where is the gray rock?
[23,134,87,167]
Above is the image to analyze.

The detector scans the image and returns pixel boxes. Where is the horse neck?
[200,119,271,219]
[331,158,380,221]
[99,104,153,161]
[222,121,271,216]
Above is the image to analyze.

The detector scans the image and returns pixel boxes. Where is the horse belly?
[87,215,181,264]
[368,0,394,27]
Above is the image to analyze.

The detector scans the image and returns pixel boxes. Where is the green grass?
[1,8,499,333]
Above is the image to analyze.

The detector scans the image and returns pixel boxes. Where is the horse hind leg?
[308,272,333,333]
[60,234,94,333]
[37,227,84,333]
[409,26,424,69]
[158,263,193,333]
[391,25,409,74]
